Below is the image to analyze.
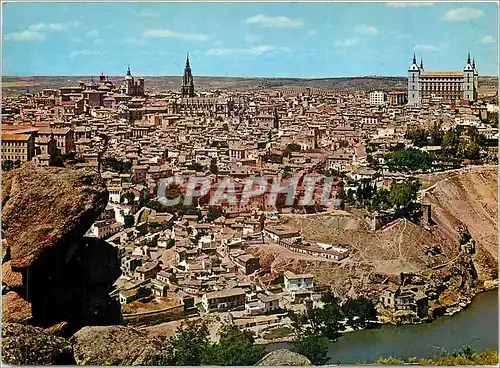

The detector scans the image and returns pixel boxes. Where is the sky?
[2,1,498,77]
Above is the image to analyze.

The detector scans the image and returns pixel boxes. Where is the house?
[379,283,429,318]
[134,260,160,281]
[119,284,150,304]
[156,270,171,283]
[151,279,168,298]
[245,293,281,315]
[121,255,142,277]
[233,253,260,275]
[283,271,314,299]
[202,287,246,312]
[263,225,301,245]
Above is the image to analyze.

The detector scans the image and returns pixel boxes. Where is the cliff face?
[421,166,498,281]
[1,163,121,335]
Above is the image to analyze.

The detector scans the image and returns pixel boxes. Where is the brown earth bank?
[249,165,498,315]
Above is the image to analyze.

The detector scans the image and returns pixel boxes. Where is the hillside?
[250,166,498,298]
[421,165,498,280]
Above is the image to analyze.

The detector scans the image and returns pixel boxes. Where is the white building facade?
[408,53,478,105]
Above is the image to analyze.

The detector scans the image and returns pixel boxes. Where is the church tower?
[462,53,475,101]
[407,53,421,105]
[181,54,195,98]
[124,65,134,96]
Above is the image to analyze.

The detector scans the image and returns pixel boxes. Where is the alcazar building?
[408,53,478,105]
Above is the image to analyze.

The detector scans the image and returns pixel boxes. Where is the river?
[266,289,498,364]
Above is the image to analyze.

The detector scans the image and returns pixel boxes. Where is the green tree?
[206,206,224,222]
[102,157,131,173]
[2,160,13,172]
[283,142,301,157]
[202,324,265,366]
[122,192,136,204]
[50,155,65,167]
[489,111,498,128]
[210,157,219,175]
[283,165,293,178]
[386,149,434,172]
[388,180,420,217]
[292,334,330,365]
[161,319,210,366]
[123,214,134,228]
[341,297,378,330]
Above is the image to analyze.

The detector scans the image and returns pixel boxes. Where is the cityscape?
[1,1,499,366]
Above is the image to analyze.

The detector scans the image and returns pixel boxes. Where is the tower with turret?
[124,65,134,96]
[181,54,195,98]
[463,53,475,101]
[407,53,421,105]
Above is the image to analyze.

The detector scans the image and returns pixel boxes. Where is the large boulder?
[71,325,165,365]
[2,163,108,268]
[2,291,32,323]
[2,322,75,365]
[256,349,313,366]
[1,164,121,335]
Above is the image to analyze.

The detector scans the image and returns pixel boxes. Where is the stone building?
[408,53,478,105]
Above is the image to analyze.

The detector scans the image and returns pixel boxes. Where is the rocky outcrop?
[256,349,312,366]
[2,291,32,323]
[71,325,165,365]
[2,322,75,365]
[2,163,109,268]
[1,164,121,335]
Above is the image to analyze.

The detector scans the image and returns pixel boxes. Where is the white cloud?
[413,44,438,52]
[333,37,359,48]
[206,48,239,56]
[142,29,209,41]
[307,29,316,35]
[28,22,70,32]
[356,25,379,36]
[86,29,99,38]
[93,38,104,45]
[244,34,261,43]
[5,21,77,42]
[386,2,433,7]
[69,50,102,58]
[138,9,161,17]
[442,7,485,21]
[4,30,46,42]
[248,45,276,55]
[482,36,496,44]
[245,14,303,28]
[206,44,284,56]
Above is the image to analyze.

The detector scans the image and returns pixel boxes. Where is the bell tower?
[407,53,421,105]
[462,53,475,101]
[181,54,195,98]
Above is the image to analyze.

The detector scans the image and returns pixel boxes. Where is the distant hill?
[2,75,497,95]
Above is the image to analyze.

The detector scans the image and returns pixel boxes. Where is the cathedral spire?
[412,52,416,64]
[472,58,476,68]
[420,58,424,70]
[181,53,195,98]
[467,53,471,64]
[126,65,131,76]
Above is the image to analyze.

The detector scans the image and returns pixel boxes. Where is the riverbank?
[264,289,498,364]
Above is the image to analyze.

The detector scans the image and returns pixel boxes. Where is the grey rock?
[71,325,165,365]
[256,349,313,366]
